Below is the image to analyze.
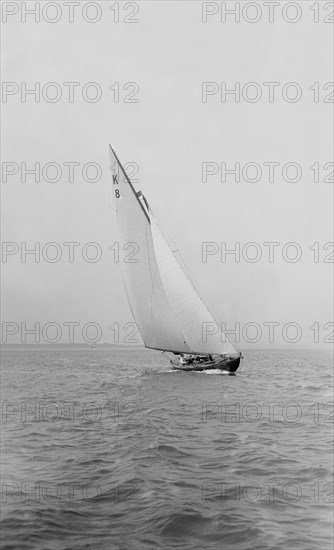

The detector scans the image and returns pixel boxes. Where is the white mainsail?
[109,145,237,355]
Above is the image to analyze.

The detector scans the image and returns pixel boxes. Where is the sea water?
[1,349,333,549]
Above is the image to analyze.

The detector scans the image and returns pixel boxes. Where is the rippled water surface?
[1,349,333,549]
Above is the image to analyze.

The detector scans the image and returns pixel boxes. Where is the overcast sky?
[2,1,333,349]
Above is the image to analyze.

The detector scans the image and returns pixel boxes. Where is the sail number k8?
[112,173,120,198]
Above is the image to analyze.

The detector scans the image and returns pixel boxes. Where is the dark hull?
[170,355,241,373]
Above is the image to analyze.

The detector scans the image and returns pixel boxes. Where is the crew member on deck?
[179,354,187,365]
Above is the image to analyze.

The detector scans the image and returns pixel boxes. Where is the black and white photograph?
[1,1,333,548]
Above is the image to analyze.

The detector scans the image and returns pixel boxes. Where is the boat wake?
[164,368,231,375]
[196,369,230,375]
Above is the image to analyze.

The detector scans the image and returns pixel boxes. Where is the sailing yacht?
[109,145,242,373]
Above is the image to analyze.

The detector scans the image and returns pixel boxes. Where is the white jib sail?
[109,145,237,355]
[149,212,237,355]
